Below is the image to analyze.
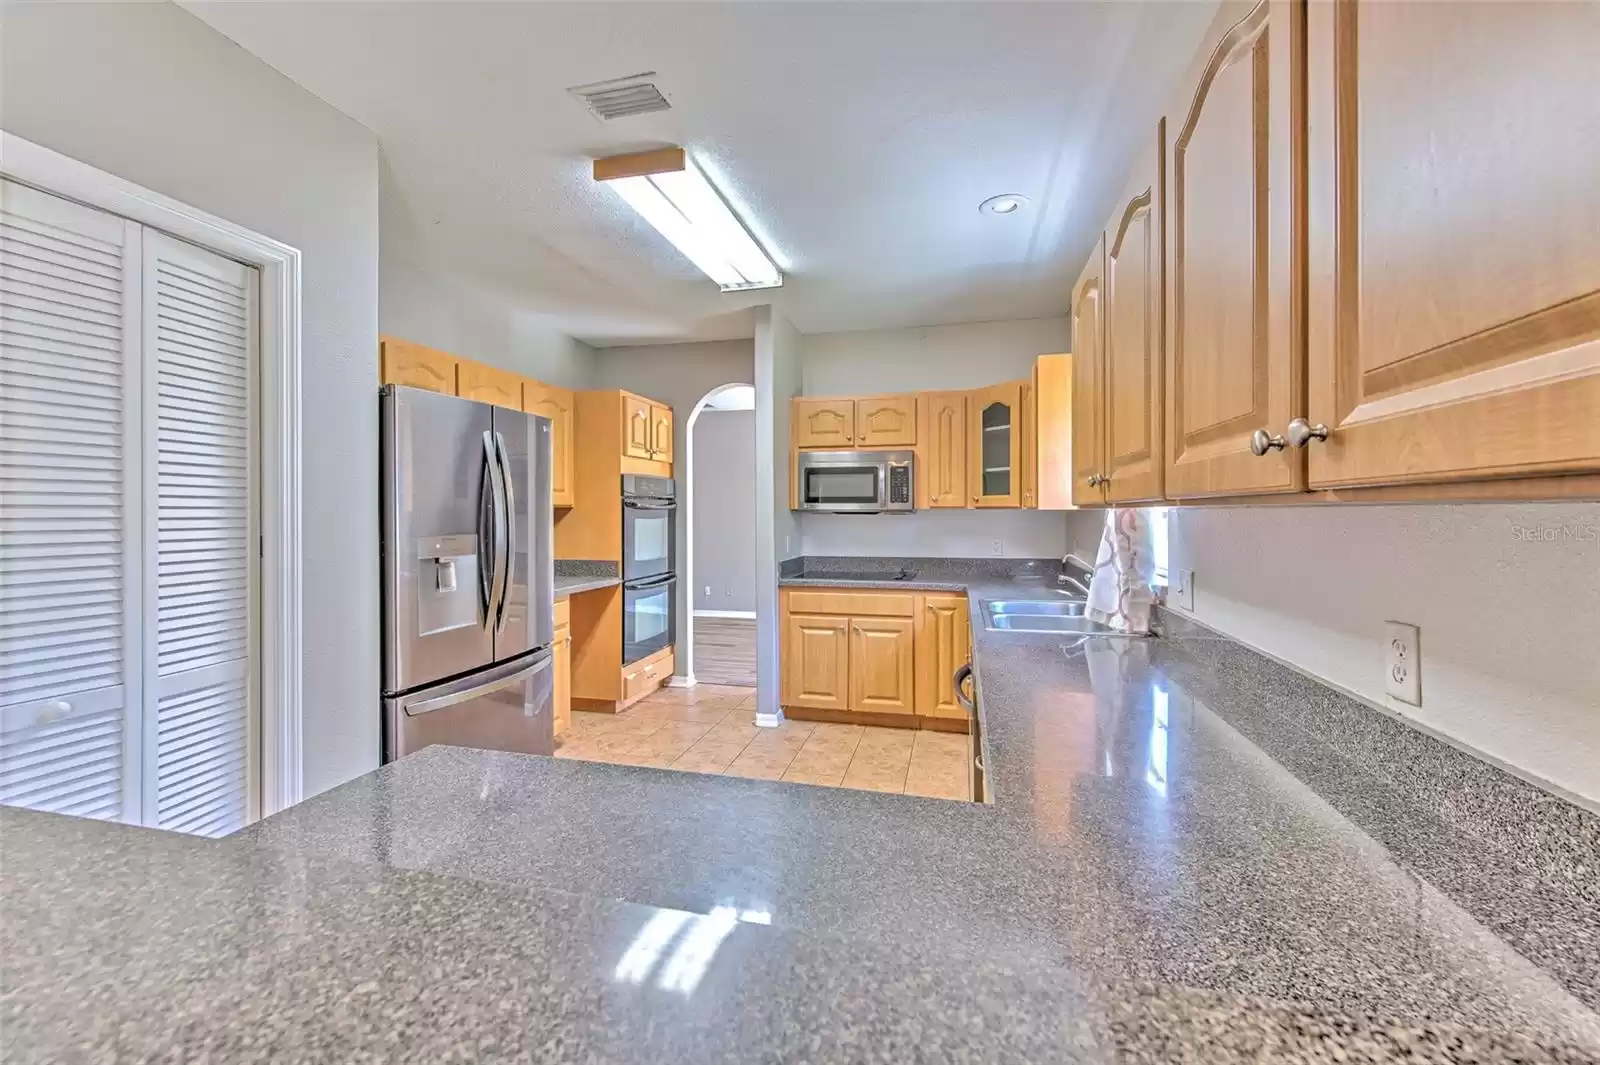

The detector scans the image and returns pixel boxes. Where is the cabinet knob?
[1087,474,1110,487]
[1249,428,1286,456]
[1286,418,1330,448]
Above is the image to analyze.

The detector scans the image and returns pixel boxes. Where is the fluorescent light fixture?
[595,147,782,292]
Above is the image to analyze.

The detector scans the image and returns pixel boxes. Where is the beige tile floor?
[555,684,971,801]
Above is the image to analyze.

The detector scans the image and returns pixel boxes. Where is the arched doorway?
[681,382,757,686]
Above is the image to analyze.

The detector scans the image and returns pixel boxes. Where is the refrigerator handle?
[480,431,508,632]
[493,430,516,635]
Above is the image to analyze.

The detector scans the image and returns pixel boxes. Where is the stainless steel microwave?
[796,450,915,513]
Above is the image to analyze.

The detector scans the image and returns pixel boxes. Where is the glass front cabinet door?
[968,382,1022,507]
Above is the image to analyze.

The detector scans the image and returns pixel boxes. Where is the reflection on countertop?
[3,557,1598,1063]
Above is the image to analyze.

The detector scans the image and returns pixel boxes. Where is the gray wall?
[691,410,756,612]
[1170,503,1600,807]
[592,339,755,674]
[799,317,1078,559]
[755,308,803,718]
[1,0,382,799]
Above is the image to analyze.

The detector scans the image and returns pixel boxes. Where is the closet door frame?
[0,131,305,817]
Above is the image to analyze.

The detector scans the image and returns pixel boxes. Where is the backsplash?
[799,509,1104,561]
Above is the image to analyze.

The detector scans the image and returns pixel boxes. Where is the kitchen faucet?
[1058,553,1092,597]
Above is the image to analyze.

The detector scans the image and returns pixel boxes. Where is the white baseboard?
[694,609,756,619]
[666,674,696,688]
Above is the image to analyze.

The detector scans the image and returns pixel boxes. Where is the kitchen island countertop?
[3,559,1597,1063]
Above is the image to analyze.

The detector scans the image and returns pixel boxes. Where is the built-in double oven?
[621,474,676,665]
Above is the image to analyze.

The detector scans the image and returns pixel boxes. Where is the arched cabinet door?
[968,382,1022,508]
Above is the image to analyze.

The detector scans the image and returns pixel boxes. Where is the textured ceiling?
[184,1,1216,346]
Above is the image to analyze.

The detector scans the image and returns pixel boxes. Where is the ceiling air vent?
[568,73,671,121]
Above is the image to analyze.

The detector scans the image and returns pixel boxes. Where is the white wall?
[0,0,382,799]
[1169,503,1600,806]
[380,253,595,389]
[799,316,1077,558]
[755,309,803,717]
[592,339,754,672]
[691,410,756,612]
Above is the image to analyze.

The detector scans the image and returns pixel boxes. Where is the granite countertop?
[4,558,1598,1063]
[554,560,620,599]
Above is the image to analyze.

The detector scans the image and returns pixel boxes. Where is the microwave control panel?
[887,465,911,505]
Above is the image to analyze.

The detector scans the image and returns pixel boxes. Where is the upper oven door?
[622,495,676,582]
[798,453,885,512]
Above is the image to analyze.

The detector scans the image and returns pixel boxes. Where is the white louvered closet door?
[0,179,143,823]
[141,231,258,836]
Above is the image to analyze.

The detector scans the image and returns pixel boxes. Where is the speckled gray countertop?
[4,558,1598,1063]
[554,560,620,599]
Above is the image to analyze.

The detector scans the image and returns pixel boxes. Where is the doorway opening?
[682,382,757,687]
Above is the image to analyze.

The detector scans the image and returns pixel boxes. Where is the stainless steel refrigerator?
[380,385,555,762]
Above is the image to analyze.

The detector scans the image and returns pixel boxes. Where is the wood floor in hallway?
[691,616,756,687]
[555,684,971,801]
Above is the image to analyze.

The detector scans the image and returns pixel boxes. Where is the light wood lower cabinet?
[781,587,969,730]
[553,599,572,737]
[781,613,851,711]
[914,595,971,722]
[848,616,915,715]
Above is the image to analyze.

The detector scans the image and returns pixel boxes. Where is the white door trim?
[1,131,304,816]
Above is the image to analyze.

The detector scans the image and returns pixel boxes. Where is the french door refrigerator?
[380,385,555,762]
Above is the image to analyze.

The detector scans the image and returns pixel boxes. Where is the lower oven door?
[383,648,554,762]
[622,574,676,665]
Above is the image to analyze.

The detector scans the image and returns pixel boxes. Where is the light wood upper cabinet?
[1104,124,1167,504]
[380,336,457,395]
[1304,0,1600,489]
[1072,237,1108,505]
[1165,0,1304,499]
[649,402,674,463]
[457,361,523,411]
[793,398,856,448]
[1033,354,1076,510]
[1019,379,1037,508]
[848,616,915,716]
[916,392,967,508]
[968,382,1022,507]
[782,613,850,712]
[914,595,970,721]
[622,393,654,460]
[854,394,917,447]
[523,380,576,508]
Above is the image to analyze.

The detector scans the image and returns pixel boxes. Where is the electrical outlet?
[1172,568,1195,612]
[704,585,711,597]
[990,538,1005,557]
[1384,621,1422,707]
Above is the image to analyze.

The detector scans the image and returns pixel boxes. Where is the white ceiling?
[185,1,1216,347]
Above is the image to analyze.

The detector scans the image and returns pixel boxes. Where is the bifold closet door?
[0,178,143,822]
[141,230,258,836]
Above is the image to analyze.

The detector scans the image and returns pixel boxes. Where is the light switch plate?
[1172,568,1195,612]
[1384,621,1422,707]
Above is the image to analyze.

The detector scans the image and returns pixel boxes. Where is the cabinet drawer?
[784,588,914,618]
[622,649,673,702]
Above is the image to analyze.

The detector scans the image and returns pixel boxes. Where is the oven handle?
[624,499,677,511]
[626,574,677,592]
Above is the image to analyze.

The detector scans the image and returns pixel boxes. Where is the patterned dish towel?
[1086,508,1156,634]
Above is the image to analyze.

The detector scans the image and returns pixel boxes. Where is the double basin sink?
[982,597,1115,634]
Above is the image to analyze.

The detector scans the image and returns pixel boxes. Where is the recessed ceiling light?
[979,194,1029,216]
